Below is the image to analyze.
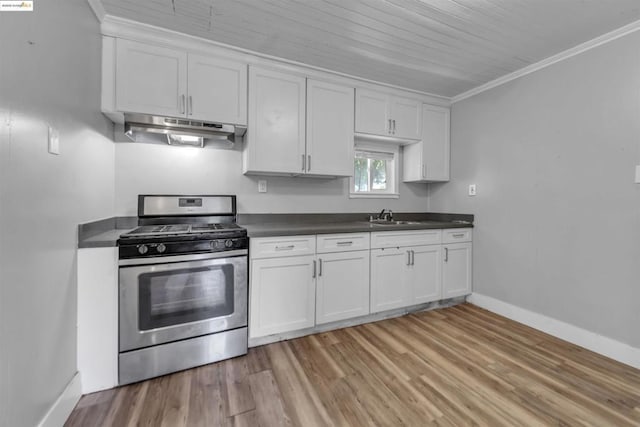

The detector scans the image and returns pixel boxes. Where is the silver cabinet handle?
[410,250,415,265]
[319,258,323,277]
[180,94,185,114]
[188,95,193,115]
[275,245,295,251]
[313,260,317,278]
[388,119,392,134]
[336,241,353,246]
[407,250,411,266]
[302,154,306,172]
[444,247,449,262]
[308,155,311,172]
[452,233,465,238]
[422,164,426,179]
[392,119,396,134]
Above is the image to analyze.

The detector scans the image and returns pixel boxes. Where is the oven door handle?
[119,249,248,266]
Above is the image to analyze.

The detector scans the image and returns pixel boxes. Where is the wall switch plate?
[48,126,60,155]
[635,165,640,184]
[468,184,477,196]
[258,180,267,193]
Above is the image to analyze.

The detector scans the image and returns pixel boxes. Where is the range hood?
[124,113,246,147]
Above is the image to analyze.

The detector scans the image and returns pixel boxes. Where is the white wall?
[0,1,115,426]
[115,142,430,215]
[429,31,640,348]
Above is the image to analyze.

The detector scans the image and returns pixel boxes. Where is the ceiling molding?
[87,0,106,22]
[99,14,450,106]
[452,18,640,104]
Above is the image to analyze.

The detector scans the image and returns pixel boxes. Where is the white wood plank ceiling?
[97,0,640,97]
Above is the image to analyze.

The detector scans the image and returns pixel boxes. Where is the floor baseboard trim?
[467,293,640,370]
[37,372,82,427]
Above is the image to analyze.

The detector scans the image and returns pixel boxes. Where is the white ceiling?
[97,0,640,97]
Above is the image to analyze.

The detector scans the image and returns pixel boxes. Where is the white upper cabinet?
[112,39,247,124]
[306,79,354,176]
[244,70,354,177]
[245,66,306,175]
[355,88,422,140]
[186,54,247,124]
[115,39,187,118]
[403,105,450,182]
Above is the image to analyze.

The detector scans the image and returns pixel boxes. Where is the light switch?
[635,165,640,184]
[48,126,59,155]
[258,180,267,193]
[468,184,477,196]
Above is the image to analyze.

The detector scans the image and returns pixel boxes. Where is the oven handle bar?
[119,249,248,267]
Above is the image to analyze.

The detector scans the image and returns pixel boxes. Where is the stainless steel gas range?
[117,195,248,385]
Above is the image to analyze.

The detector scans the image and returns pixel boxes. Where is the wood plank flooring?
[65,304,640,426]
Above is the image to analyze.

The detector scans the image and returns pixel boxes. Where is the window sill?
[349,193,399,199]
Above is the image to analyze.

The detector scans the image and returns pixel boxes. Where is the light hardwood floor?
[65,304,640,426]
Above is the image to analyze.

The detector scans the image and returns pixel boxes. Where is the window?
[350,143,399,198]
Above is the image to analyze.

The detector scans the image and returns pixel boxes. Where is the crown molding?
[99,14,450,106]
[87,0,106,22]
[452,18,640,103]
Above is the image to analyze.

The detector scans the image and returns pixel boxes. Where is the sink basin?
[369,220,422,226]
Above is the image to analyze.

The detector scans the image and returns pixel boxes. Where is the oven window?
[138,265,234,331]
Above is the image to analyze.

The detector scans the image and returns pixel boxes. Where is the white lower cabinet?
[442,242,472,298]
[316,250,370,324]
[249,255,316,339]
[411,245,443,304]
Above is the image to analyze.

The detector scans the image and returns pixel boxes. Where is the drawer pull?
[444,247,449,262]
[452,233,465,238]
[336,241,353,246]
[275,245,295,251]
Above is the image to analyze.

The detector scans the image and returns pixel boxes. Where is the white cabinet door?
[355,88,389,136]
[442,242,472,299]
[410,245,442,304]
[370,247,411,313]
[316,250,370,324]
[245,66,306,174]
[250,255,316,338]
[391,96,422,140]
[403,105,450,182]
[306,79,354,176]
[115,39,187,117]
[187,54,247,125]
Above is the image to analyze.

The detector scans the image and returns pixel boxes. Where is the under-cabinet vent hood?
[124,113,246,147]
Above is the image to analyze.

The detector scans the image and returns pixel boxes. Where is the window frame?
[349,142,399,199]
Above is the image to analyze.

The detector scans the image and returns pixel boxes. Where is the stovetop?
[122,222,243,238]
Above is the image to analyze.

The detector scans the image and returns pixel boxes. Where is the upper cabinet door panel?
[187,55,247,125]
[391,96,422,140]
[422,105,450,181]
[115,39,187,117]
[355,88,389,136]
[247,66,306,174]
[306,79,354,176]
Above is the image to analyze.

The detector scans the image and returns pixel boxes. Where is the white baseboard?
[467,293,640,370]
[37,372,82,427]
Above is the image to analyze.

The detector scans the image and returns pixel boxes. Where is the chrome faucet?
[376,209,393,221]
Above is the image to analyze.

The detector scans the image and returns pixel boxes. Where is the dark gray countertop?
[77,212,474,248]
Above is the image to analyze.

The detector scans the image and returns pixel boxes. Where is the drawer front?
[316,233,370,253]
[250,235,316,259]
[371,230,441,248]
[442,228,472,244]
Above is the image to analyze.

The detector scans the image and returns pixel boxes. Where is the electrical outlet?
[635,165,640,184]
[48,126,59,155]
[258,180,267,193]
[468,184,477,196]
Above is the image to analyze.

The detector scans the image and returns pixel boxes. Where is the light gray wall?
[0,1,115,426]
[429,31,640,348]
[114,143,429,215]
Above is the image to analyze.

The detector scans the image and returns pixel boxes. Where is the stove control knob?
[138,244,148,255]
[157,243,166,253]
[225,239,233,248]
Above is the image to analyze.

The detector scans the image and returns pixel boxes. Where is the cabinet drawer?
[371,230,441,248]
[250,235,316,259]
[316,233,370,253]
[442,228,472,244]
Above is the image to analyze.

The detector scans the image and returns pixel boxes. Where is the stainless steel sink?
[368,220,422,226]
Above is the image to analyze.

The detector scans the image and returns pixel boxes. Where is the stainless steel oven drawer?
[119,327,247,385]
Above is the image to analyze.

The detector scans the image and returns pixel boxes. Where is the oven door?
[119,250,247,352]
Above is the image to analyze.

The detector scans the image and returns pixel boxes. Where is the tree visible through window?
[353,148,395,195]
